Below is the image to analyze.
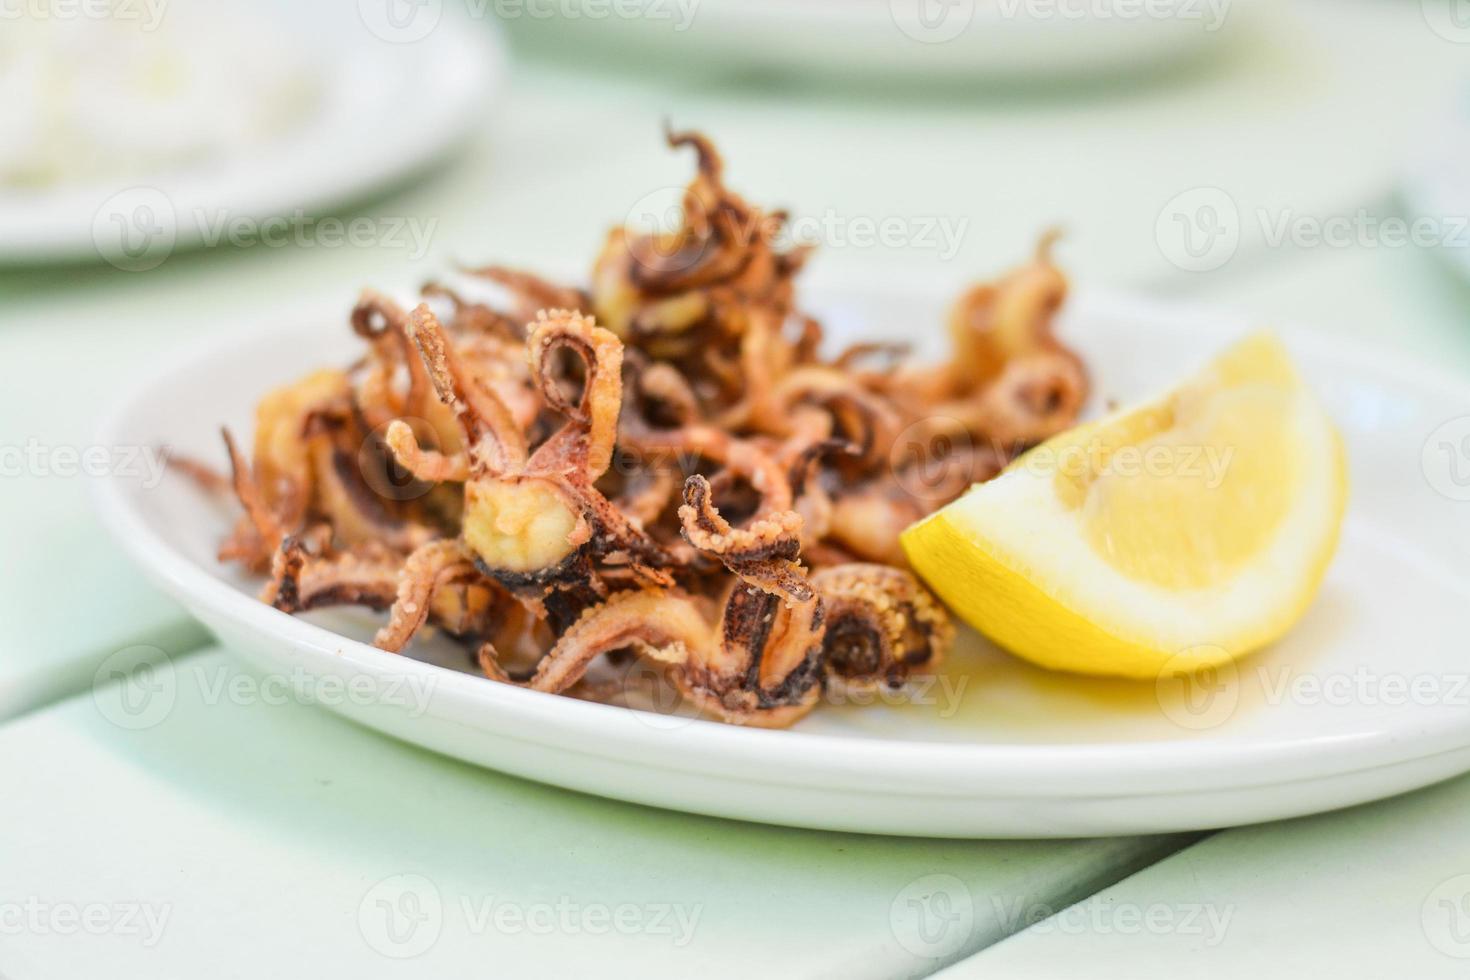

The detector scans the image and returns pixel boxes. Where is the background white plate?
[93,285,1470,838]
[508,0,1249,82]
[0,4,503,266]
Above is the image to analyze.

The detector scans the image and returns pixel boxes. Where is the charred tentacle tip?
[663,123,723,181]
[678,474,812,604]
[262,535,307,611]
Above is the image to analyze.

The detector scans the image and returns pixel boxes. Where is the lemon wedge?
[901,332,1347,678]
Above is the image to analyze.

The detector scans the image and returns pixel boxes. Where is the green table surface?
[2,1,1468,975]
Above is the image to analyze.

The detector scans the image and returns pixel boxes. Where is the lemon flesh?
[901,332,1347,678]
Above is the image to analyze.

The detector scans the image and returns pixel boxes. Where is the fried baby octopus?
[194,129,1091,728]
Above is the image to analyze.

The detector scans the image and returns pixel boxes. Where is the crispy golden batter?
[187,130,1089,727]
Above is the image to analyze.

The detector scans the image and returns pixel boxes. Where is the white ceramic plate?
[517,0,1248,82]
[0,4,503,266]
[92,285,1470,838]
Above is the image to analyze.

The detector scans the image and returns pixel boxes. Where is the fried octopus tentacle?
[460,265,590,325]
[261,535,307,610]
[384,420,471,483]
[627,425,794,516]
[397,307,667,610]
[565,471,675,577]
[352,290,449,435]
[766,366,904,471]
[300,408,437,553]
[628,356,701,428]
[674,473,826,725]
[946,228,1070,386]
[420,281,524,340]
[964,350,1088,448]
[220,426,285,564]
[374,538,477,652]
[785,438,860,547]
[810,564,953,692]
[493,588,710,694]
[628,126,755,292]
[526,309,623,480]
[678,579,824,728]
[607,451,681,528]
[262,537,400,615]
[483,472,828,726]
[260,534,501,653]
[679,474,810,603]
[169,452,231,495]
[406,304,528,473]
